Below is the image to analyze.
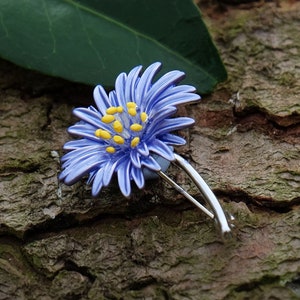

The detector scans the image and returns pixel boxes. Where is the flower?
[59,62,201,197]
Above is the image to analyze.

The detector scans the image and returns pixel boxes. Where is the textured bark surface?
[0,1,299,299]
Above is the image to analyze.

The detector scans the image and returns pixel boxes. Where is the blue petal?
[61,148,101,168]
[125,65,142,104]
[141,156,161,171]
[73,107,102,128]
[91,168,104,197]
[144,70,185,111]
[70,120,96,131]
[61,145,102,163]
[148,105,177,121]
[136,62,162,107]
[153,93,200,112]
[153,154,171,172]
[102,159,119,187]
[63,139,100,150]
[61,156,103,185]
[137,142,149,156]
[153,117,195,136]
[68,123,95,134]
[147,139,175,161]
[159,133,186,146]
[93,85,111,115]
[143,154,170,179]
[117,159,132,197]
[115,72,127,107]
[147,85,198,107]
[159,84,197,97]
[87,170,97,184]
[131,166,145,189]
[146,106,177,134]
[108,90,119,107]
[61,149,106,170]
[130,150,141,168]
[68,125,104,142]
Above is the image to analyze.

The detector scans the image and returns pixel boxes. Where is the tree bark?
[0,1,299,299]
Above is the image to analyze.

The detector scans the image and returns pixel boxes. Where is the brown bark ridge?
[0,1,299,299]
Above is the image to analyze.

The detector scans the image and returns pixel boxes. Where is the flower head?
[59,62,201,197]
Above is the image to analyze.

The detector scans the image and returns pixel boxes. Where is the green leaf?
[0,0,227,93]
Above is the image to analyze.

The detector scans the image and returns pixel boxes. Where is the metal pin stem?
[173,154,231,235]
[158,154,232,236]
[157,170,214,219]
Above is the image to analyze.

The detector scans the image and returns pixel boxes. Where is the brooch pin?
[59,62,232,238]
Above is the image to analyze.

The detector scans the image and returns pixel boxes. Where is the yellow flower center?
[130,123,143,132]
[95,102,148,154]
[131,137,140,148]
[113,120,123,133]
[95,129,112,139]
[113,135,125,145]
[140,112,148,123]
[106,146,116,153]
[101,115,115,123]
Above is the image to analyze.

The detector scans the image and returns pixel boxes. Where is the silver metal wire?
[158,154,232,237]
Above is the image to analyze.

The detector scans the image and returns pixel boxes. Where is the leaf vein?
[42,0,57,54]
[75,4,105,69]
[62,0,215,81]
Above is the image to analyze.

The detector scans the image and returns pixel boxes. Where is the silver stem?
[173,154,231,236]
[157,170,214,219]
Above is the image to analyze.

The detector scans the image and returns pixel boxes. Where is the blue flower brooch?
[60,62,232,237]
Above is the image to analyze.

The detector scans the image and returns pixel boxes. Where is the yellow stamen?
[126,102,137,109]
[106,146,116,154]
[101,114,115,123]
[113,135,125,145]
[128,107,137,116]
[95,129,112,139]
[140,112,148,123]
[116,106,124,113]
[113,120,123,133]
[106,106,118,115]
[130,123,143,132]
[131,137,140,148]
